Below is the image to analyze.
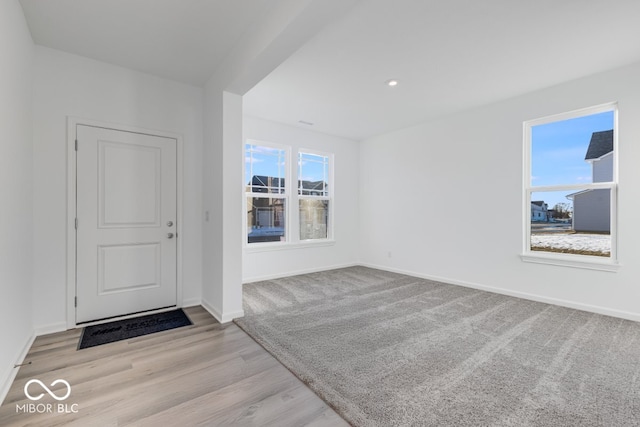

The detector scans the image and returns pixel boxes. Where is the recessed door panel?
[99,141,161,227]
[98,243,160,294]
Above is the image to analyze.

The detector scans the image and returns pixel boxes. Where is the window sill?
[245,239,336,253]
[520,252,619,272]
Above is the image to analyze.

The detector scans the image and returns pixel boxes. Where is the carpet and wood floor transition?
[236,266,640,427]
[0,306,345,427]
[2,266,640,426]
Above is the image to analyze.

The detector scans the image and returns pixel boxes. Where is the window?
[245,143,288,243]
[523,104,617,269]
[244,142,333,245]
[298,152,331,240]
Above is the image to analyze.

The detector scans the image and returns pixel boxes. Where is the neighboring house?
[567,130,613,233]
[247,176,329,242]
[531,201,549,221]
[299,180,327,196]
[247,175,286,243]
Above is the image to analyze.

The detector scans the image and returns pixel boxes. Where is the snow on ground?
[531,233,610,254]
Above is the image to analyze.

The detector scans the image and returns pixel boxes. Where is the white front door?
[76,125,178,323]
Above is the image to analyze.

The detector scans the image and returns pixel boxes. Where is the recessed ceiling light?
[386,79,398,87]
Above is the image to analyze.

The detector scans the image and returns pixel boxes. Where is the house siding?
[572,189,610,232]
[592,152,613,183]
[571,137,613,232]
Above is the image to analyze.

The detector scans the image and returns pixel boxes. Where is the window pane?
[247,197,286,243]
[245,144,286,193]
[531,111,614,186]
[299,152,329,196]
[299,199,328,240]
[530,190,610,257]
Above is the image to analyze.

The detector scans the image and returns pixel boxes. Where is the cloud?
[248,145,282,155]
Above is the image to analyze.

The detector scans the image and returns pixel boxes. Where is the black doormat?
[78,309,192,350]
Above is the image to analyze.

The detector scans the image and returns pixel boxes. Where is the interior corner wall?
[202,86,244,322]
[242,116,360,282]
[202,84,224,318]
[32,46,204,331]
[0,0,35,403]
[359,61,640,320]
[222,92,244,319]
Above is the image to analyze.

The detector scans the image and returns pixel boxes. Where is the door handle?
[167,233,174,239]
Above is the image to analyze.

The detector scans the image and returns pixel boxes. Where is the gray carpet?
[235,266,640,426]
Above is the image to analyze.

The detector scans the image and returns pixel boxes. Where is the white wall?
[201,86,225,320]
[243,116,360,282]
[32,47,204,331]
[360,61,640,320]
[198,1,354,322]
[0,0,34,403]
[202,86,244,322]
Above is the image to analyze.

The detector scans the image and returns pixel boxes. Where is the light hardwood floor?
[0,306,348,426]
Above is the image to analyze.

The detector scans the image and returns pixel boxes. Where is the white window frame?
[243,140,335,250]
[521,102,619,272]
[297,149,334,241]
[244,140,290,246]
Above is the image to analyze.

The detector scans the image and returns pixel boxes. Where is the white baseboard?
[200,299,222,322]
[220,310,245,323]
[201,299,244,324]
[182,297,201,308]
[0,332,35,406]
[361,262,640,323]
[34,322,67,336]
[243,262,359,284]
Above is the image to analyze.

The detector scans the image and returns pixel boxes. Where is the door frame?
[66,117,184,329]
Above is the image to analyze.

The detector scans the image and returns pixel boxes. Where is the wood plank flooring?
[0,306,348,426]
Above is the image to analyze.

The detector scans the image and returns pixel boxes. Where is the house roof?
[566,189,591,199]
[585,130,613,160]
[250,175,328,194]
[250,175,285,192]
[300,180,326,191]
[531,201,547,207]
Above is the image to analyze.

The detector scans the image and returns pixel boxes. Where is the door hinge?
[75,139,78,151]
[74,296,77,307]
[75,218,78,229]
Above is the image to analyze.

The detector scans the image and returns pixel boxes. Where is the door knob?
[167,233,174,239]
[167,221,174,227]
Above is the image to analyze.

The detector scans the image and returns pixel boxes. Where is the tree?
[552,202,572,219]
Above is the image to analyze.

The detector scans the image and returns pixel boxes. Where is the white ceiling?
[245,0,640,140]
[19,0,273,85]
[19,0,640,141]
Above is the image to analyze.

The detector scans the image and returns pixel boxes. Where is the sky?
[245,144,328,190]
[245,144,286,187]
[530,110,614,210]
